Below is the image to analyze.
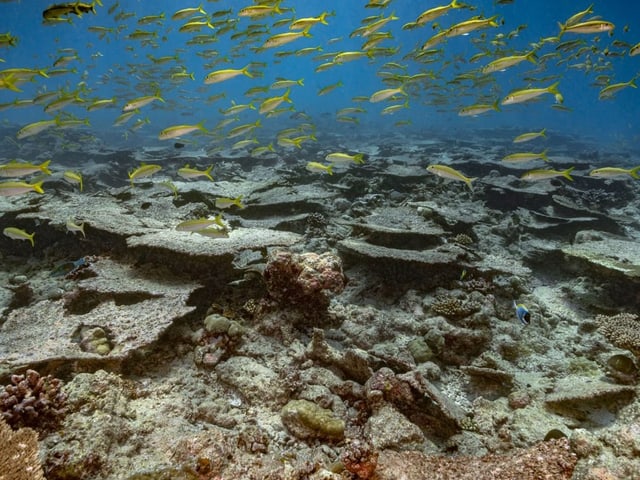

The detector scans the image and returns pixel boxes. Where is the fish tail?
[563,167,575,181]
[79,223,86,238]
[28,232,35,247]
[540,128,546,137]
[541,149,550,162]
[302,26,313,37]
[31,181,44,194]
[451,0,461,7]
[283,88,292,103]
[79,178,83,192]
[492,99,500,112]
[629,166,640,179]
[205,165,214,181]
[3,74,21,93]
[547,81,561,95]
[466,177,478,191]
[40,159,53,175]
[242,66,254,78]
[629,78,637,88]
[326,165,334,175]
[235,195,245,208]
[353,153,365,164]
[319,12,329,25]
[526,50,538,64]
[197,120,208,132]
[557,21,566,36]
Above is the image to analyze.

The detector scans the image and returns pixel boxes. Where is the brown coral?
[596,313,640,356]
[0,369,67,435]
[0,417,45,480]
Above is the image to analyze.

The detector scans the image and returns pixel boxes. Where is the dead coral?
[596,313,640,356]
[371,438,577,480]
[263,249,346,315]
[0,417,45,480]
[0,369,67,435]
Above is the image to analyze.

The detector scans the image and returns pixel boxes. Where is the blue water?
[1,0,639,150]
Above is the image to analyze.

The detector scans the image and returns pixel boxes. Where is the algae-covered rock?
[407,337,434,363]
[280,399,345,440]
[204,314,246,338]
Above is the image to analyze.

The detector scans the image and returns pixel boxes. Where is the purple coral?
[263,250,346,314]
[0,369,67,434]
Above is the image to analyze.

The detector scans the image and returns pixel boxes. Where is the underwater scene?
[1,0,640,478]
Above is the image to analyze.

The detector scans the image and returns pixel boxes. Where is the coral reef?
[0,417,45,480]
[262,249,346,315]
[596,313,640,356]
[0,369,67,434]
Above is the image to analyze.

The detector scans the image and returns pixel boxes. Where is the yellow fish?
[3,227,35,247]
[426,164,476,190]
[128,164,162,186]
[204,65,253,84]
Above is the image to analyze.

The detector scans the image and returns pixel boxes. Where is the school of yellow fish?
[1,0,639,247]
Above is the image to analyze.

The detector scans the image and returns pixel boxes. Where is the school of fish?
[0,0,639,247]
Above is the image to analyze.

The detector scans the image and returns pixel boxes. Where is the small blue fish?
[513,300,530,325]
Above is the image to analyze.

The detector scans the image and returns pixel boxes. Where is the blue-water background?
[1,0,639,152]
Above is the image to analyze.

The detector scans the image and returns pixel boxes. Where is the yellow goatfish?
[204,65,253,84]
[177,164,213,181]
[426,164,477,190]
[589,166,640,180]
[158,121,206,140]
[3,227,35,247]
[0,159,52,177]
[521,167,574,181]
[128,163,162,186]
[513,129,546,143]
[502,82,561,105]
[0,180,44,196]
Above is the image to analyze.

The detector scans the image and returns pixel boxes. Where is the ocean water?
[1,0,639,149]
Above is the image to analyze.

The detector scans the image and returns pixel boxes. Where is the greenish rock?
[544,428,567,441]
[204,314,231,334]
[607,354,637,376]
[407,338,433,363]
[280,399,345,440]
[204,314,245,338]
